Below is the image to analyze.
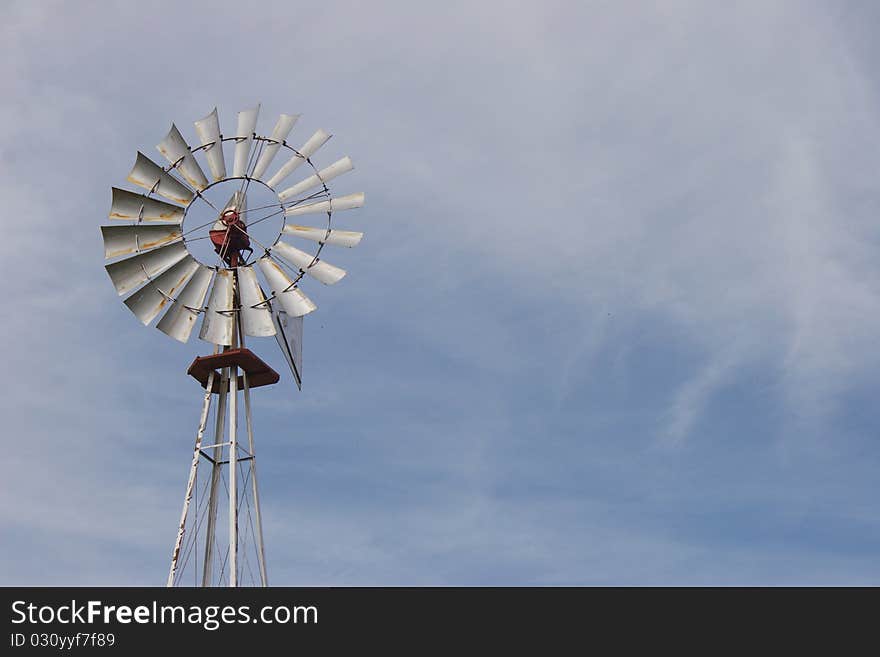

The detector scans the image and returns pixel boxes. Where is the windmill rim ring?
[176,135,333,281]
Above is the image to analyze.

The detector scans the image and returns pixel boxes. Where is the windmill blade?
[199,269,235,345]
[278,157,354,202]
[123,256,200,325]
[264,129,331,189]
[282,225,363,248]
[105,241,189,296]
[193,107,227,181]
[109,188,185,223]
[257,257,317,317]
[251,113,299,181]
[270,240,347,285]
[127,152,194,205]
[284,192,365,217]
[237,266,276,337]
[102,224,182,259]
[156,265,214,343]
[232,105,260,178]
[156,124,209,191]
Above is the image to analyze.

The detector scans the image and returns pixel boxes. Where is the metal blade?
[109,187,185,223]
[123,256,200,325]
[157,124,209,191]
[193,107,227,181]
[232,105,260,178]
[102,224,182,259]
[284,192,365,217]
[127,152,194,205]
[237,266,276,337]
[251,113,299,181]
[264,129,331,189]
[156,265,214,343]
[282,225,363,248]
[257,257,317,317]
[272,309,303,390]
[270,240,347,285]
[278,157,354,202]
[199,268,235,345]
[105,241,189,296]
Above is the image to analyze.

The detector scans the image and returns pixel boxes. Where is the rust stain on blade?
[266,259,286,275]
[125,173,146,186]
[139,231,182,251]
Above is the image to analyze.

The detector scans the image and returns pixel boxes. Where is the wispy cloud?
[2,0,880,585]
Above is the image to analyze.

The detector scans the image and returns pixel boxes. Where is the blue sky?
[2,0,880,585]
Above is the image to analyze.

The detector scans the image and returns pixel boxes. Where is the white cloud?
[2,0,879,584]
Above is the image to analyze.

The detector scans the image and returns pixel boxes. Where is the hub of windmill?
[209,208,252,267]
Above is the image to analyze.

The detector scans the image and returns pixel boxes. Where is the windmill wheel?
[101,104,365,357]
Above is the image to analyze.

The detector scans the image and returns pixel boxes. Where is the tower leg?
[228,365,239,587]
[243,371,269,586]
[167,370,215,587]
[201,368,228,587]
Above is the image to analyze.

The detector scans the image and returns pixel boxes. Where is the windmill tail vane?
[99,104,365,587]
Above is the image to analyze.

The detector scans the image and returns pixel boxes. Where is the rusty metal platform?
[187,348,279,393]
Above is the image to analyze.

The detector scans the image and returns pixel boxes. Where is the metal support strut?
[167,370,216,587]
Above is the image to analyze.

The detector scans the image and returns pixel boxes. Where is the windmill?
[100,105,364,587]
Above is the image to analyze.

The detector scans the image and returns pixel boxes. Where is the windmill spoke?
[237,201,285,216]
